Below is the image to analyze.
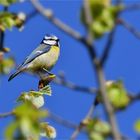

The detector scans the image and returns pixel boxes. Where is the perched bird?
[8,34,60,81]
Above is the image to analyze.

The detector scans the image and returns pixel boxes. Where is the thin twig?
[48,111,77,130]
[129,93,140,103]
[0,111,14,118]
[117,18,140,40]
[30,0,97,61]
[0,31,4,51]
[85,97,99,119]
[95,67,122,140]
[123,4,140,11]
[53,77,97,95]
[70,99,98,140]
[100,28,116,66]
[30,0,89,46]
[70,123,85,140]
[101,0,122,66]
[25,10,38,24]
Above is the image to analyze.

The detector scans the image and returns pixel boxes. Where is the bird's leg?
[38,68,56,89]
[38,74,56,90]
[43,68,54,75]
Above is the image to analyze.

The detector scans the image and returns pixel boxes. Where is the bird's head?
[41,34,60,47]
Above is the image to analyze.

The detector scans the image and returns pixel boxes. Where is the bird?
[8,34,60,81]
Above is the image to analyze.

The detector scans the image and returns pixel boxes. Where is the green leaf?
[18,85,52,97]
[14,12,26,30]
[87,119,111,136]
[39,85,52,96]
[5,121,19,140]
[17,93,45,108]
[106,80,130,109]
[87,119,111,140]
[91,21,106,39]
[89,0,110,18]
[0,12,26,31]
[14,102,47,119]
[16,93,28,102]
[89,132,104,140]
[40,122,56,139]
[20,117,39,140]
[0,12,15,30]
[97,81,130,110]
[0,0,17,6]
[81,0,124,39]
[28,94,45,109]
[17,85,52,108]
[0,57,15,74]
[134,119,140,133]
[5,102,47,139]
[4,17,15,29]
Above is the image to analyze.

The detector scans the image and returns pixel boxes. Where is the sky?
[0,0,140,139]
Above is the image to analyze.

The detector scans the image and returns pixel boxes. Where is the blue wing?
[18,44,51,70]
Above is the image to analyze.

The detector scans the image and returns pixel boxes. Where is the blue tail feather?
[8,70,21,81]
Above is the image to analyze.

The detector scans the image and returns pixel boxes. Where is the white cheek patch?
[43,40,56,45]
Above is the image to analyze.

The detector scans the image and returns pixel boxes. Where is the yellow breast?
[28,46,60,71]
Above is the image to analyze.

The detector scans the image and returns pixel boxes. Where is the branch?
[0,109,78,131]
[0,111,14,118]
[30,0,90,47]
[70,90,140,140]
[70,99,98,140]
[100,28,116,66]
[48,91,140,136]
[25,10,38,24]
[53,77,97,95]
[129,93,140,103]
[101,0,122,67]
[70,122,85,140]
[0,110,78,131]
[80,1,122,140]
[117,18,140,40]
[30,0,97,63]
[48,111,77,130]
[0,31,5,51]
[70,1,99,139]
[123,4,140,11]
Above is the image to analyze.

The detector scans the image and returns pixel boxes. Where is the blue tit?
[8,34,60,81]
